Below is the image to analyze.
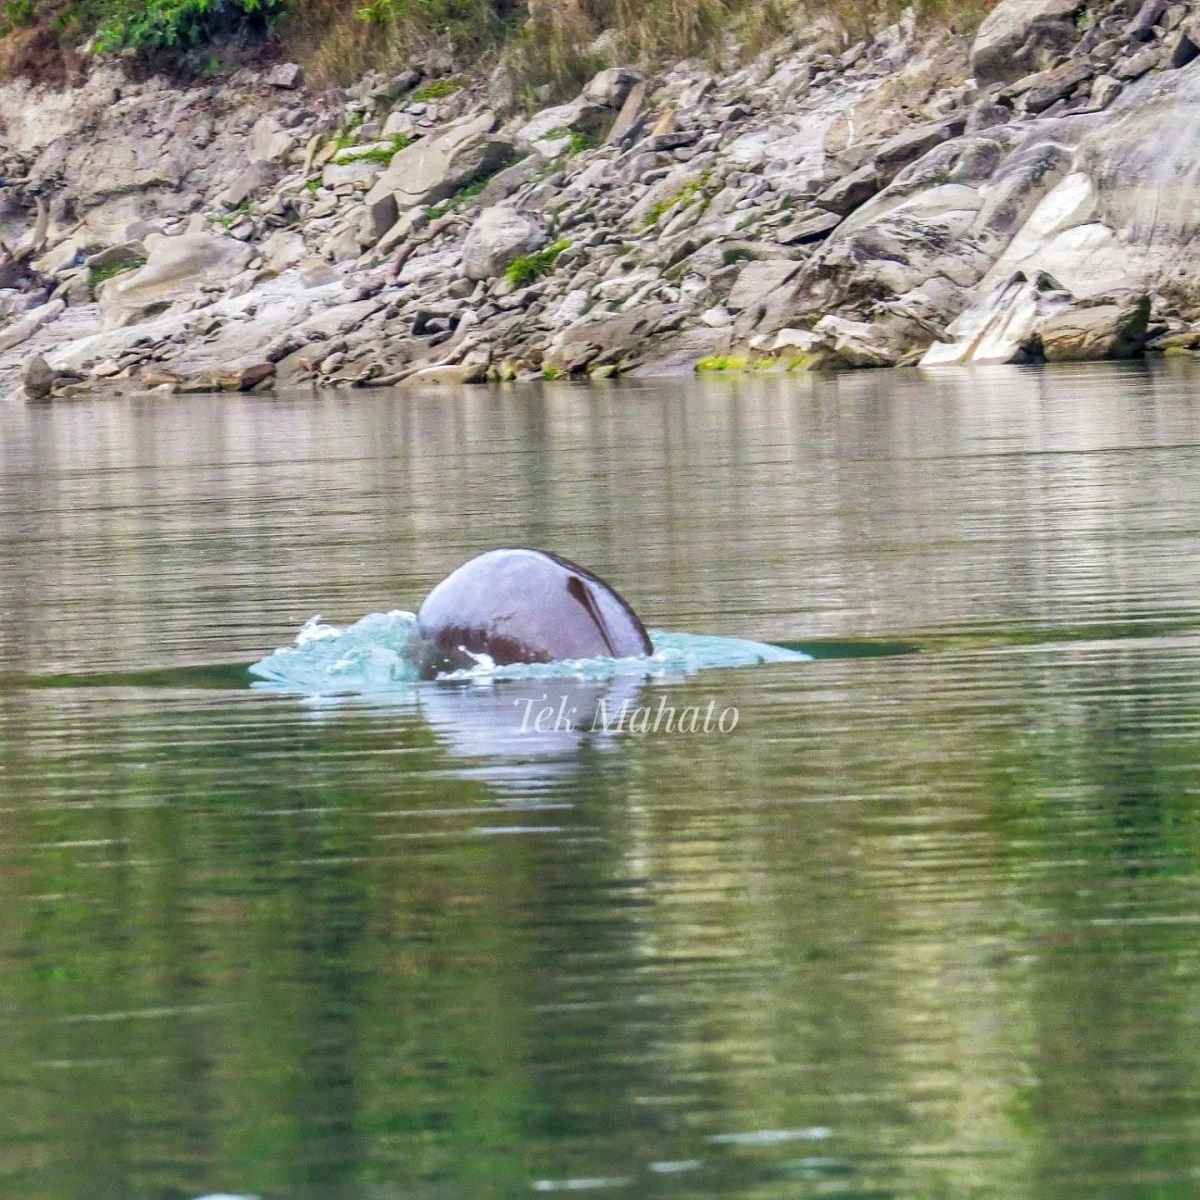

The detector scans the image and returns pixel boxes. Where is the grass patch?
[541,365,562,379]
[568,130,597,156]
[644,175,715,228]
[426,169,505,219]
[89,256,145,294]
[505,239,571,288]
[209,200,251,227]
[411,77,463,101]
[337,134,412,165]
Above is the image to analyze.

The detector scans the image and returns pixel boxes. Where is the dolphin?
[409,548,653,678]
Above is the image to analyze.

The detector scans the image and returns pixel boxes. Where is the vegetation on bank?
[0,0,995,93]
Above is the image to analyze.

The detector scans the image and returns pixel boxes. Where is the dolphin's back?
[413,548,652,676]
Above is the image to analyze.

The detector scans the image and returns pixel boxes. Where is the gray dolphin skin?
[410,548,653,678]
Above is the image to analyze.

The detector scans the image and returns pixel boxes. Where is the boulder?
[461,206,547,281]
[920,270,1070,365]
[96,232,253,328]
[478,156,543,206]
[726,259,803,313]
[364,111,512,212]
[583,68,640,109]
[970,0,1084,86]
[874,120,965,180]
[247,115,296,164]
[216,161,277,209]
[776,211,842,244]
[1036,295,1150,360]
[322,159,386,189]
[814,163,879,215]
[267,62,304,89]
[516,99,610,152]
[85,242,145,272]
[22,352,81,399]
[1011,59,1093,113]
[814,313,926,367]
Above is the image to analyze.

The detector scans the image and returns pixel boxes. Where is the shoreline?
[3,0,1200,400]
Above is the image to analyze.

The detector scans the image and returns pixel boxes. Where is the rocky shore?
[4,0,1200,397]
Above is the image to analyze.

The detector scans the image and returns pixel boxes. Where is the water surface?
[1,361,1200,1200]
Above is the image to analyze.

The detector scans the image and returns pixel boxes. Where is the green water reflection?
[1,362,1199,1200]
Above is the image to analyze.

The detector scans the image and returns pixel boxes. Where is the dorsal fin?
[566,574,618,657]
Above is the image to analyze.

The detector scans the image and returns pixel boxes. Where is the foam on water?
[249,610,809,698]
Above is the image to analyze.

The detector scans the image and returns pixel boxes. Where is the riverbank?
[4,0,1200,398]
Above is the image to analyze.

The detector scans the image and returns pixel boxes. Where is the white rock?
[461,206,547,281]
[96,232,252,328]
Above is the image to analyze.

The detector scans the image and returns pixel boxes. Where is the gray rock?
[1088,74,1123,108]
[365,111,512,212]
[267,63,304,90]
[920,270,1071,365]
[970,0,1084,86]
[478,156,543,206]
[875,120,965,178]
[0,299,65,353]
[726,259,802,312]
[1014,59,1093,112]
[22,353,65,398]
[461,206,547,280]
[322,158,386,189]
[583,68,640,109]
[543,303,682,374]
[216,161,277,209]
[97,232,252,328]
[1127,0,1167,40]
[516,99,610,152]
[814,164,879,215]
[1037,295,1150,359]
[776,211,842,244]
[1115,46,1161,80]
[84,242,144,271]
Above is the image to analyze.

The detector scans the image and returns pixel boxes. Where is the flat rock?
[776,211,842,244]
[814,163,879,215]
[365,111,512,211]
[97,231,252,328]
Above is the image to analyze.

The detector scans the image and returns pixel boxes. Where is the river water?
[1,361,1199,1200]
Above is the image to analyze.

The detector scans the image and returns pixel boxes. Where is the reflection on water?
[1,360,1200,1200]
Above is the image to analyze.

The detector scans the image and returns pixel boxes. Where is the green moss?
[505,239,571,288]
[411,78,463,102]
[568,130,597,156]
[541,365,562,380]
[426,168,506,220]
[695,356,749,373]
[786,352,821,371]
[209,200,251,228]
[303,176,322,197]
[643,174,715,228]
[337,134,411,165]
[89,256,146,294]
